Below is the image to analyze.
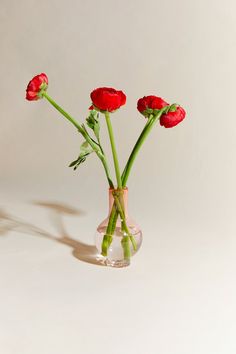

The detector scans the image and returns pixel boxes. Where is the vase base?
[106,258,130,268]
[96,254,130,268]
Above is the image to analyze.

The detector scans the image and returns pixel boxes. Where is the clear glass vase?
[95,188,142,268]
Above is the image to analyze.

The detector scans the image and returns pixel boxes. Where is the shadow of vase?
[0,201,105,267]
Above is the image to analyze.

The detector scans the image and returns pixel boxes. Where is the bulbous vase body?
[95,188,142,267]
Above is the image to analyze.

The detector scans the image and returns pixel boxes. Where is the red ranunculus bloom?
[26,73,48,101]
[160,106,186,128]
[90,87,126,112]
[137,95,168,115]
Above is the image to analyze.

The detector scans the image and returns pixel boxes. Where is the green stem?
[121,237,131,260]
[113,196,131,259]
[101,199,120,256]
[110,208,119,233]
[101,190,136,257]
[43,92,84,133]
[121,109,166,187]
[42,92,114,188]
[113,194,137,251]
[105,112,122,189]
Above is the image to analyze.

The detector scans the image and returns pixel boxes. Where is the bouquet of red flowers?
[26,73,186,267]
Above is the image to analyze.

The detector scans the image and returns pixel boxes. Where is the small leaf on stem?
[68,141,93,170]
[86,110,100,141]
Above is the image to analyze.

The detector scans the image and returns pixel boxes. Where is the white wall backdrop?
[0,1,236,353]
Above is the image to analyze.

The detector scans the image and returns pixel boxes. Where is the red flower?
[137,95,168,116]
[90,87,126,112]
[26,73,48,101]
[160,106,186,128]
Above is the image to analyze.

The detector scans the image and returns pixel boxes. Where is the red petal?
[160,106,186,128]
[90,87,126,112]
[26,73,48,101]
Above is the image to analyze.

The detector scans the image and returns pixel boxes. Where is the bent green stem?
[42,92,114,188]
[121,108,167,187]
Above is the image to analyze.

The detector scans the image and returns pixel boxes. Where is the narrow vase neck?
[108,188,129,217]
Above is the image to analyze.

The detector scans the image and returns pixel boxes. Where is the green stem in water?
[101,190,137,257]
[42,92,114,188]
[113,193,137,251]
[105,111,122,189]
[121,108,166,187]
[101,202,118,256]
[121,237,131,260]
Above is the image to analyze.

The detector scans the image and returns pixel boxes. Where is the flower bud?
[160,106,186,128]
[26,73,48,101]
[137,95,168,117]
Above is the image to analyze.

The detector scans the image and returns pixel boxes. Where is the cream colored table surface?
[0,185,235,354]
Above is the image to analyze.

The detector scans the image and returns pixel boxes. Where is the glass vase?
[95,188,142,268]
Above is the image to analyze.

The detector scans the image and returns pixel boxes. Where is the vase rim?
[109,187,128,191]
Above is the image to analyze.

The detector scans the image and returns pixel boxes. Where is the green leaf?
[86,110,100,142]
[69,159,79,167]
[80,141,93,155]
[69,141,93,170]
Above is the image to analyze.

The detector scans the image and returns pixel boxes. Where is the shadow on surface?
[0,201,105,267]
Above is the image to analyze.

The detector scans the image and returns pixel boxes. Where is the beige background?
[0,0,236,353]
